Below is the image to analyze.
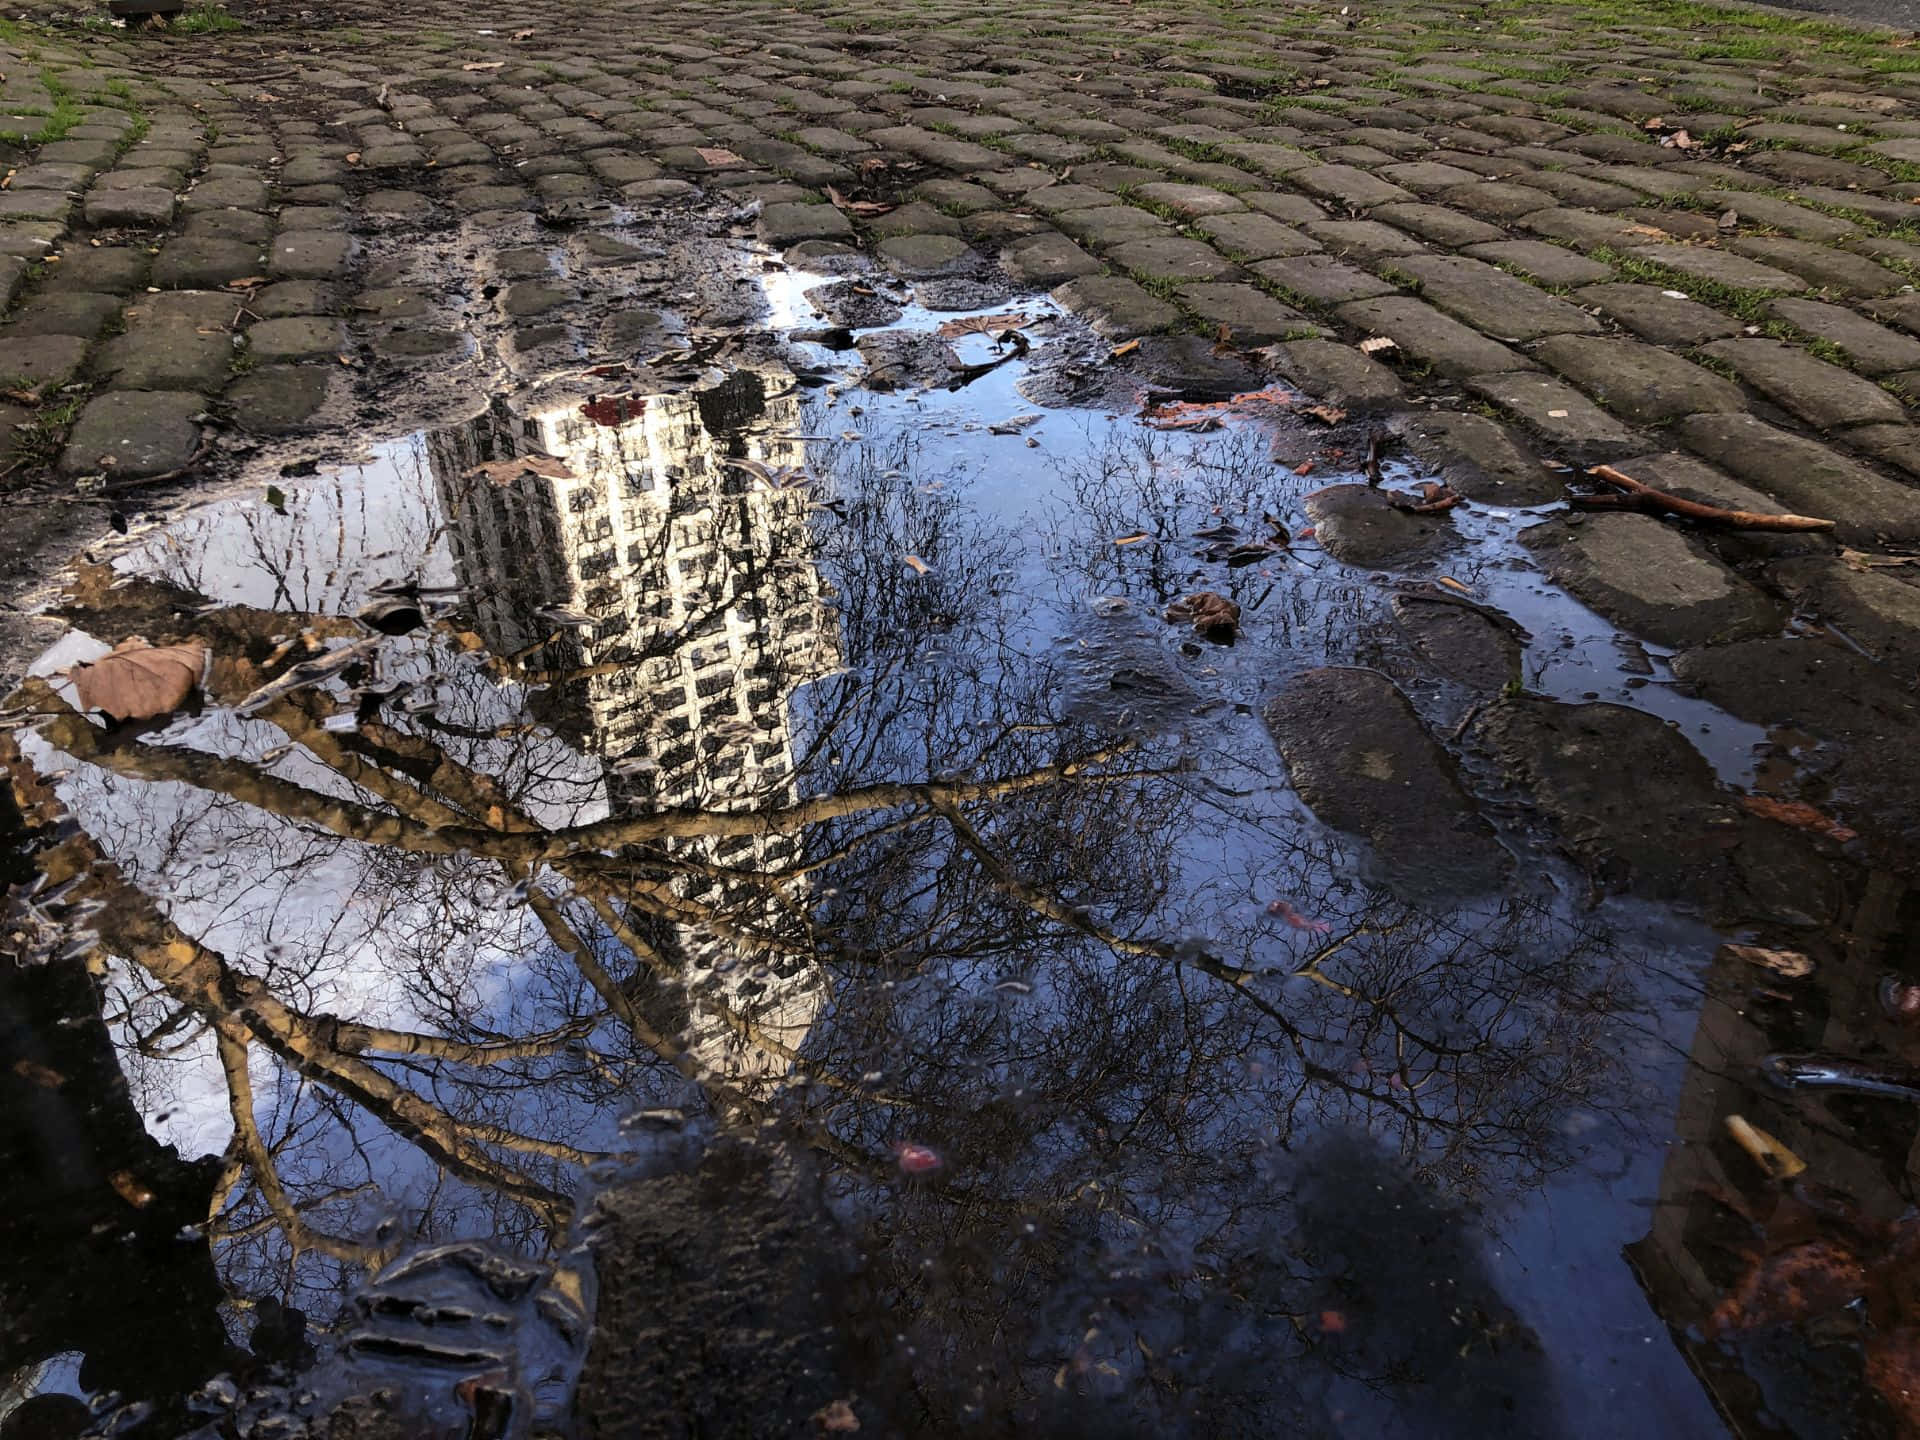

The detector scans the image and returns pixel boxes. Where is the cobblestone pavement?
[3,0,1919,522]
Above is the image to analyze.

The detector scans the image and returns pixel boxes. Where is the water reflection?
[3,362,1737,1436]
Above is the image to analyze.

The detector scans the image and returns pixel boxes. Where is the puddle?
[2,255,1914,1439]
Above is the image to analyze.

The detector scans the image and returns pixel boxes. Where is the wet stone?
[58,390,203,478]
[270,232,353,280]
[1255,255,1397,305]
[1670,638,1920,861]
[152,237,265,290]
[1000,232,1101,287]
[757,202,854,246]
[43,246,148,293]
[854,330,959,390]
[246,316,345,362]
[1390,410,1563,505]
[1459,240,1613,289]
[1335,298,1531,380]
[186,210,275,246]
[1105,237,1241,283]
[7,291,121,338]
[93,320,235,391]
[1570,283,1742,348]
[503,282,573,318]
[1465,373,1639,453]
[1392,595,1521,692]
[1766,299,1920,377]
[374,329,465,361]
[1677,413,1920,545]
[1193,213,1320,261]
[1473,697,1834,924]
[1534,335,1746,425]
[364,189,435,220]
[1700,338,1907,431]
[1305,484,1458,568]
[1269,339,1404,408]
[226,364,331,432]
[1050,275,1180,338]
[1520,512,1782,648]
[181,177,271,213]
[1624,245,1808,294]
[1769,556,1920,672]
[83,187,176,229]
[1175,283,1318,345]
[1394,256,1601,342]
[252,281,340,319]
[1263,666,1509,900]
[0,333,89,387]
[911,275,1014,311]
[875,234,971,276]
[803,281,903,329]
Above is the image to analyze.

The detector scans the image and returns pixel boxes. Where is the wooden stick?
[1586,464,1834,531]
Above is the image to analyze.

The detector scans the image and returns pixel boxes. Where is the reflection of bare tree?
[2,381,1648,1433]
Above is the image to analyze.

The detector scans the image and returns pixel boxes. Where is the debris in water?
[893,1142,942,1174]
[1739,795,1857,843]
[1720,944,1813,979]
[1164,592,1239,644]
[1267,899,1333,934]
[64,640,207,721]
[903,554,932,575]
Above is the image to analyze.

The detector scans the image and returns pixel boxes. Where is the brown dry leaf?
[1663,129,1696,150]
[462,60,504,70]
[345,151,362,165]
[1841,548,1920,571]
[511,26,535,38]
[466,455,574,486]
[253,91,280,103]
[812,1399,860,1434]
[11,1058,64,1088]
[1108,338,1141,361]
[224,275,270,289]
[1302,404,1347,426]
[1719,944,1814,979]
[1357,335,1398,358]
[825,185,892,216]
[1723,1113,1806,1182]
[66,640,207,721]
[1740,794,1857,843]
[937,311,1031,339]
[1437,576,1472,594]
[1164,591,1240,641]
[1292,460,1315,476]
[1113,531,1150,546]
[109,1169,155,1209]
[1643,115,1665,130]
[903,554,932,575]
[697,147,747,167]
[1623,222,1670,239]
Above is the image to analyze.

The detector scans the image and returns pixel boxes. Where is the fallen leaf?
[11,1059,64,1088]
[264,484,287,513]
[697,146,746,167]
[1390,481,1462,514]
[345,151,361,164]
[1437,576,1472,594]
[1719,944,1814,979]
[1108,338,1141,360]
[109,1169,155,1208]
[1266,898,1332,933]
[812,1398,861,1433]
[465,455,573,486]
[1302,404,1347,425]
[462,61,504,70]
[988,412,1041,435]
[1718,208,1740,230]
[903,554,932,575]
[938,311,1030,339]
[223,275,269,289]
[1164,591,1240,642]
[1113,531,1150,546]
[1292,460,1314,476]
[825,184,891,216]
[893,1141,941,1173]
[1357,335,1398,358]
[65,640,207,721]
[511,26,535,38]
[1740,794,1857,843]
[1546,408,1570,418]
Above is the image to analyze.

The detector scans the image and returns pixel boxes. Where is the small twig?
[1365,430,1385,487]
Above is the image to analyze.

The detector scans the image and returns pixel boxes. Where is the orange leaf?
[465,455,573,486]
[1740,794,1857,843]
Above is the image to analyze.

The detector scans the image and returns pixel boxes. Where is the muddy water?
[1,259,1914,1439]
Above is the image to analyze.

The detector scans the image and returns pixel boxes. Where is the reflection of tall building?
[1625,876,1920,1434]
[426,370,839,1083]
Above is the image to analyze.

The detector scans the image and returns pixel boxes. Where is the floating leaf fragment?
[938,312,1031,339]
[1720,944,1813,980]
[1302,404,1347,426]
[1437,576,1472,594]
[1164,591,1239,642]
[1113,531,1151,546]
[465,454,573,486]
[1108,338,1141,360]
[1740,794,1856,843]
[903,554,932,575]
[65,640,207,721]
[1267,899,1332,933]
[462,60,504,70]
[893,1141,942,1174]
[696,146,746,168]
